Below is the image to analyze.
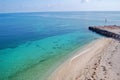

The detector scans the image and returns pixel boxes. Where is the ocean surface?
[0,11,120,80]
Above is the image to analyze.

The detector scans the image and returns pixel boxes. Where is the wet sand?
[48,38,120,80]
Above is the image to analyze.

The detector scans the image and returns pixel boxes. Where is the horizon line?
[0,10,120,14]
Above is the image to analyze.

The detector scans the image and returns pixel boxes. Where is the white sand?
[48,38,120,80]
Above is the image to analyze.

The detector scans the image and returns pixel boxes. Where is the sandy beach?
[48,38,120,80]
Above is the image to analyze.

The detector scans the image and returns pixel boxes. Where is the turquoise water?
[0,12,120,80]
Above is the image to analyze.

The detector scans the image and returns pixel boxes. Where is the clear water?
[0,11,120,80]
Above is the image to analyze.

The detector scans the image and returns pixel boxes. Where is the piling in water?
[89,26,120,40]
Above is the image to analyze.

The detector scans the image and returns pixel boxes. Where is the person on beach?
[105,18,107,23]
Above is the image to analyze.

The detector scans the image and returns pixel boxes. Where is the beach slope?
[48,38,120,80]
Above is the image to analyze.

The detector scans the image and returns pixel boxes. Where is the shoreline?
[48,37,120,80]
[44,38,98,80]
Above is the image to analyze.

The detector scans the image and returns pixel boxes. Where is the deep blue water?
[0,11,120,50]
[0,11,120,80]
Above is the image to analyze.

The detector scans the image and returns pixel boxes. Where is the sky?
[0,0,120,13]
